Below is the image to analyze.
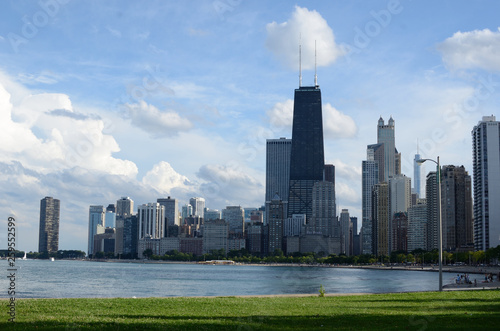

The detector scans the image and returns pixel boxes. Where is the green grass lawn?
[2,290,500,330]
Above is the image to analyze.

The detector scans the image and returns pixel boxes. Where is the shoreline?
[83,258,500,275]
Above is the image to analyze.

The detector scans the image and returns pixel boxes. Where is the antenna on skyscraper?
[299,34,302,87]
[314,40,318,87]
[417,138,420,154]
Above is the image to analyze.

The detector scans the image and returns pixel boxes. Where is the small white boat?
[22,252,27,260]
[50,257,55,262]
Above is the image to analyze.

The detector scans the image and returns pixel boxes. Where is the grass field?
[2,290,500,330]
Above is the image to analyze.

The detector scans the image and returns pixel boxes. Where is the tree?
[143,249,153,259]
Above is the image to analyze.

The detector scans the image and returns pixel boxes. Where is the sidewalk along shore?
[443,281,500,291]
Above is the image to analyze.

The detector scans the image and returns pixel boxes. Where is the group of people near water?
[483,272,500,283]
[456,274,474,285]
[456,272,500,286]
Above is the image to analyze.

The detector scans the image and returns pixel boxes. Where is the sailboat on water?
[22,252,27,260]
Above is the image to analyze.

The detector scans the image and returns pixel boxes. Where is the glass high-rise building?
[88,205,105,256]
[38,196,60,253]
[288,85,324,221]
[414,152,422,198]
[265,137,292,224]
[158,197,179,227]
[116,197,134,218]
[189,197,205,219]
[472,115,500,250]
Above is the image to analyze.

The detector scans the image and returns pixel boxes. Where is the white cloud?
[0,79,137,177]
[126,101,193,138]
[266,99,357,139]
[437,28,500,72]
[142,161,192,195]
[330,159,361,181]
[323,103,357,139]
[197,163,264,207]
[265,6,344,70]
[106,26,122,38]
[267,99,294,128]
[335,181,360,207]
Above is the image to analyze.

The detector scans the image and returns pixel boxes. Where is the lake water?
[1,260,479,298]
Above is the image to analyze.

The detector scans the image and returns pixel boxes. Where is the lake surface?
[1,260,479,298]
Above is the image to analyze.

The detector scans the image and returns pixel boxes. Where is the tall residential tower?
[472,115,500,250]
[38,197,60,253]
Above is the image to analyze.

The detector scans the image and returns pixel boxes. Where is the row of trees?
[141,246,500,265]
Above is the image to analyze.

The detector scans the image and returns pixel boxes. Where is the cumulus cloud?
[126,101,193,138]
[437,28,500,71]
[266,6,344,70]
[0,160,155,251]
[267,99,294,128]
[267,99,356,139]
[323,103,357,139]
[142,161,192,195]
[330,159,361,181]
[197,163,264,207]
[335,182,359,205]
[0,80,137,177]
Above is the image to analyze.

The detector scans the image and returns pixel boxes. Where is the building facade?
[138,203,165,239]
[38,196,60,253]
[472,115,500,250]
[266,137,292,223]
[441,165,473,251]
[288,85,325,221]
[158,197,180,227]
[88,205,105,256]
[116,197,133,218]
[222,206,245,235]
[408,199,427,252]
[189,197,205,219]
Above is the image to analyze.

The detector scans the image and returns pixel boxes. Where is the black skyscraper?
[288,85,325,220]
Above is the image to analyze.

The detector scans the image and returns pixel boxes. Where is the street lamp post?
[417,156,443,291]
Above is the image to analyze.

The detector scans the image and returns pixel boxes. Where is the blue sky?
[1,0,500,253]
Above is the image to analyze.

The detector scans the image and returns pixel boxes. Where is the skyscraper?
[138,203,165,239]
[372,182,389,256]
[408,199,427,252]
[116,197,134,218]
[339,209,351,255]
[472,115,500,251]
[288,85,324,221]
[266,137,292,223]
[189,197,205,219]
[361,160,378,254]
[377,116,397,182]
[414,152,422,198]
[426,172,439,251]
[38,196,60,253]
[157,197,180,227]
[441,165,473,251]
[222,206,245,235]
[268,195,285,254]
[88,205,105,256]
[266,138,292,201]
[311,181,336,236]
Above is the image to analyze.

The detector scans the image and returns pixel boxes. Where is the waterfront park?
[1,289,499,330]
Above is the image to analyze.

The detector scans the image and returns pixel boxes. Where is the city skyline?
[1,1,500,253]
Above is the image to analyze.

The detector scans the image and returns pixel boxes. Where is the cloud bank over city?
[0,1,499,252]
